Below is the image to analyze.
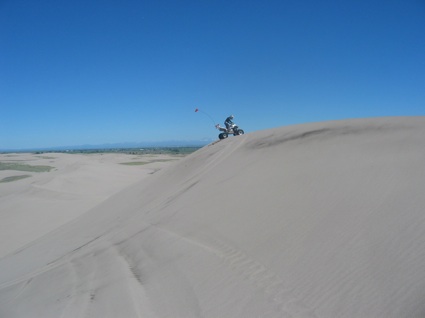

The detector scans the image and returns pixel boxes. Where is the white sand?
[1,116,424,317]
[0,153,177,257]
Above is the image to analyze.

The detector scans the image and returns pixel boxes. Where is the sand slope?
[0,153,175,257]
[1,117,425,317]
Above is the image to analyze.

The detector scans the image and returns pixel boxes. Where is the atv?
[215,124,245,140]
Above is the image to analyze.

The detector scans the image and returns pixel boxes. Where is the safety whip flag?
[194,107,215,125]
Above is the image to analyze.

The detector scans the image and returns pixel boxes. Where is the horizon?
[0,139,210,153]
[2,115,424,152]
[2,0,424,149]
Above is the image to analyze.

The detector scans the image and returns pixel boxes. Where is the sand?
[0,116,424,317]
[0,153,178,258]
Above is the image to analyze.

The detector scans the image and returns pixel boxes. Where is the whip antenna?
[194,108,216,126]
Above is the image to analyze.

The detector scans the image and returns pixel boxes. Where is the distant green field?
[29,147,201,155]
[35,156,56,159]
[0,162,54,172]
[0,175,31,183]
[120,159,176,166]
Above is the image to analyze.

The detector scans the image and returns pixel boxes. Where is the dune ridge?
[1,116,425,317]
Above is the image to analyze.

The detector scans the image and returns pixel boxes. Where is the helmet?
[229,115,234,119]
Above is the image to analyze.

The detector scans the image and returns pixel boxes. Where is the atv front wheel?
[219,133,228,139]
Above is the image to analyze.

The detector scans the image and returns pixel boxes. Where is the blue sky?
[1,0,424,150]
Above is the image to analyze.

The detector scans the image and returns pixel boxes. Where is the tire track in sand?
[138,221,318,317]
[172,228,318,318]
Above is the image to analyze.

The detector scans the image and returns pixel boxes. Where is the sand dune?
[0,153,175,258]
[1,117,425,317]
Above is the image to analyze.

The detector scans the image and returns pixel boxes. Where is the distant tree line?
[32,147,201,155]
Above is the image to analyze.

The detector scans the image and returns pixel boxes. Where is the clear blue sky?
[1,0,424,149]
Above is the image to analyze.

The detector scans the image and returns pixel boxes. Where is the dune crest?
[1,117,425,317]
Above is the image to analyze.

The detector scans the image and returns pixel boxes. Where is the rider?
[224,115,234,130]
